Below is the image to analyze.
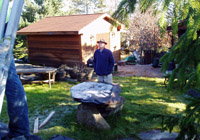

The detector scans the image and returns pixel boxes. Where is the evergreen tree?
[70,0,106,14]
[35,0,65,18]
[15,0,65,60]
[22,0,39,22]
[23,0,65,21]
[112,0,200,139]
[112,0,200,90]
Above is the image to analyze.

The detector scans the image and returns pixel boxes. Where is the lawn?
[1,76,188,140]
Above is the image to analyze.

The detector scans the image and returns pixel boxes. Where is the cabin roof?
[18,13,121,35]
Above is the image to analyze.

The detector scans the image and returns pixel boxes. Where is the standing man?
[93,39,115,84]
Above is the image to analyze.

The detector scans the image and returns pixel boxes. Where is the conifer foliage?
[112,0,200,139]
[112,0,200,90]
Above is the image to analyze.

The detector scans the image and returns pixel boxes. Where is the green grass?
[1,77,188,140]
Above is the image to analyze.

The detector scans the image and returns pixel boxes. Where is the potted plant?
[85,67,94,80]
[56,65,68,81]
[69,65,79,79]
[76,63,87,82]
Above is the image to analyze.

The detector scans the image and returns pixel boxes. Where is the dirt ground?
[115,64,165,78]
[15,63,165,78]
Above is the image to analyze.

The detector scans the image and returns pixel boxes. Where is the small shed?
[17,13,122,67]
[167,21,187,46]
[167,21,200,46]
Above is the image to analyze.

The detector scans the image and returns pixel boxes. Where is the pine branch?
[112,0,137,26]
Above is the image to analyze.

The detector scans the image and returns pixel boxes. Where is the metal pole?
[0,0,24,115]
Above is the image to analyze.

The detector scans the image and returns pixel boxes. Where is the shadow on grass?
[117,77,185,103]
[31,77,188,140]
[1,77,187,140]
[39,109,140,140]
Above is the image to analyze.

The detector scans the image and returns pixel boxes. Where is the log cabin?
[17,13,122,67]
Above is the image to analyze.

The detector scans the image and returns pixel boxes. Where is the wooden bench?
[16,67,57,88]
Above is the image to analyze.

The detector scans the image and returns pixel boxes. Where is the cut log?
[39,111,55,129]
[33,117,39,134]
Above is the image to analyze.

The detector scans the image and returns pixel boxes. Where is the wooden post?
[39,111,55,129]
[33,117,39,134]
[52,72,56,84]
[48,72,51,88]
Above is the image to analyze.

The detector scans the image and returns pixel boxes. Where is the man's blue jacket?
[93,48,115,76]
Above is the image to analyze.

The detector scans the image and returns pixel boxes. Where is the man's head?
[97,39,107,50]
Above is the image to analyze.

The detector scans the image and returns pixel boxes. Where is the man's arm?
[93,51,96,72]
[108,51,115,74]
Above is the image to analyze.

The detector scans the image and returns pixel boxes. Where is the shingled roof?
[18,13,112,35]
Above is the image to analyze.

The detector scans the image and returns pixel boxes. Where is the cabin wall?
[81,31,121,64]
[96,31,121,62]
[79,17,112,34]
[27,17,121,66]
[96,33,110,50]
[85,18,121,62]
[80,34,96,64]
[80,18,112,63]
[110,30,121,62]
[27,35,82,67]
[80,17,117,63]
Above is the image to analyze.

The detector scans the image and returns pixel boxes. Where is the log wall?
[27,35,82,67]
